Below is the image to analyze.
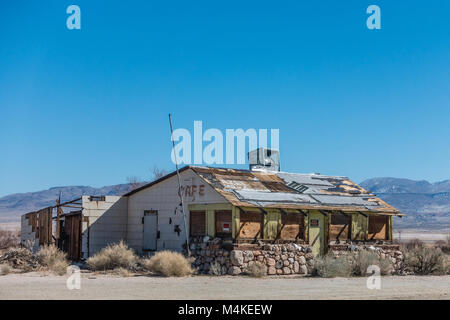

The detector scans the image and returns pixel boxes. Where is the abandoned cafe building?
[21,148,403,260]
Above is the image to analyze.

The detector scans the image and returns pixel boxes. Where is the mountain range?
[1,177,449,230]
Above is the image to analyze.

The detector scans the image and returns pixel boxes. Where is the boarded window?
[215,210,232,237]
[239,211,263,239]
[280,212,304,240]
[189,211,206,236]
[330,213,351,241]
[368,215,388,240]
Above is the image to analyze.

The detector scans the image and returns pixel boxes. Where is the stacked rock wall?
[189,237,314,276]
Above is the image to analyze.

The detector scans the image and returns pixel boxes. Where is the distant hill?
[360,178,450,230]
[1,177,449,230]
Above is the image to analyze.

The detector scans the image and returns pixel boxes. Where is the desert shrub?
[404,247,446,275]
[87,240,137,271]
[246,261,266,278]
[208,261,222,276]
[403,238,424,250]
[312,254,353,278]
[351,250,393,276]
[37,245,69,275]
[435,239,450,254]
[0,264,11,276]
[113,267,133,277]
[144,251,193,277]
[0,229,20,249]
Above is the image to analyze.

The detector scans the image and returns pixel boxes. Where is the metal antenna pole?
[169,114,190,256]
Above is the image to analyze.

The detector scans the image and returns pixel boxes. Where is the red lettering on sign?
[178,184,206,200]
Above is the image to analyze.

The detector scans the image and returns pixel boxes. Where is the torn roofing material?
[190,166,402,215]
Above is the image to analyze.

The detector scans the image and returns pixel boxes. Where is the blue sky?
[1,0,449,197]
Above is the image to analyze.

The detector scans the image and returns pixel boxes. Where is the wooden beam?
[358,211,368,218]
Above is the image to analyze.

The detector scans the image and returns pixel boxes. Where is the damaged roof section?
[191,167,402,215]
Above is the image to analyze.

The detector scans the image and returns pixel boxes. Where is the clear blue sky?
[1,0,449,197]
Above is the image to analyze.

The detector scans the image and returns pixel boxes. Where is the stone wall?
[189,237,314,276]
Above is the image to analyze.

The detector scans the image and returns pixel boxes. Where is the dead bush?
[0,264,11,276]
[37,245,69,275]
[351,250,393,276]
[313,254,353,278]
[0,229,20,249]
[144,251,193,277]
[246,261,266,278]
[87,241,137,271]
[404,247,446,275]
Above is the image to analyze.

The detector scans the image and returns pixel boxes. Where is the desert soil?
[0,273,449,300]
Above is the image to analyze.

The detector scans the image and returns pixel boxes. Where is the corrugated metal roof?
[190,166,402,215]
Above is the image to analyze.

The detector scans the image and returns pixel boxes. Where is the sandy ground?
[0,273,449,300]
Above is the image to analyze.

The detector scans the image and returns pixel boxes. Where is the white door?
[143,211,158,251]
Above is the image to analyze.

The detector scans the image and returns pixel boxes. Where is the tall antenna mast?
[168,114,190,256]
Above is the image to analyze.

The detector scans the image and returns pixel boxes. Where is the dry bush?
[435,239,450,254]
[246,261,266,278]
[403,238,424,250]
[208,261,222,276]
[0,264,11,276]
[0,229,20,249]
[351,250,393,276]
[313,254,353,278]
[113,267,133,277]
[87,241,137,271]
[37,245,69,275]
[144,251,193,277]
[404,247,446,275]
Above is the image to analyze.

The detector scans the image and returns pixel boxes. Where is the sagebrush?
[144,251,193,277]
[404,247,446,275]
[37,245,69,275]
[351,250,393,276]
[313,254,353,278]
[0,229,20,249]
[87,241,138,271]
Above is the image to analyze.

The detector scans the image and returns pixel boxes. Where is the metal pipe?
[169,114,190,256]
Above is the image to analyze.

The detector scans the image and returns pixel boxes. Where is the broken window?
[329,213,351,241]
[215,210,232,237]
[368,215,389,240]
[238,211,263,239]
[280,212,305,240]
[189,211,206,236]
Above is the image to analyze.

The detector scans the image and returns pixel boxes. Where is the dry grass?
[246,261,267,278]
[351,250,393,276]
[112,267,133,277]
[313,254,353,278]
[0,264,11,276]
[87,241,138,271]
[0,229,20,249]
[144,251,193,277]
[37,245,69,275]
[404,247,446,275]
